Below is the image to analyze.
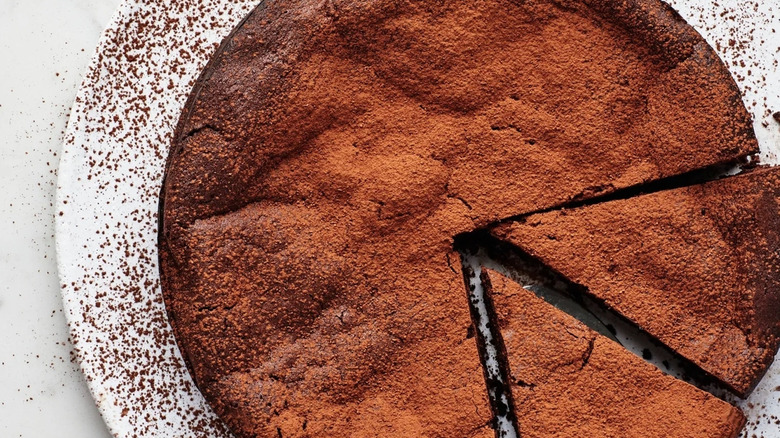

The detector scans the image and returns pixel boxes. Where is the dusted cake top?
[159,0,760,436]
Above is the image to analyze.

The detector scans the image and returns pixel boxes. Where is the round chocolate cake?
[159,0,777,436]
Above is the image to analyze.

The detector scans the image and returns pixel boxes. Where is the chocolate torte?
[479,268,746,437]
[491,166,780,397]
[159,0,764,436]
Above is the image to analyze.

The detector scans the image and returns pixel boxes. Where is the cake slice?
[481,268,746,437]
[491,166,780,396]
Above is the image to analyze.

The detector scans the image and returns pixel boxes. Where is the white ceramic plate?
[55,1,780,436]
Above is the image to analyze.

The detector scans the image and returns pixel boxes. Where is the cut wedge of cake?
[481,268,746,438]
[491,166,780,396]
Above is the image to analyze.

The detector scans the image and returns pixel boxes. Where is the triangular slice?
[481,269,746,437]
[491,166,780,396]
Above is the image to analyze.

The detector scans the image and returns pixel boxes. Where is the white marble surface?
[0,1,118,436]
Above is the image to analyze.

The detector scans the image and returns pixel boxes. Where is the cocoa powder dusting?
[159,0,763,437]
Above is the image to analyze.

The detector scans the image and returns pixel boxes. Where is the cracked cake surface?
[159,0,760,436]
